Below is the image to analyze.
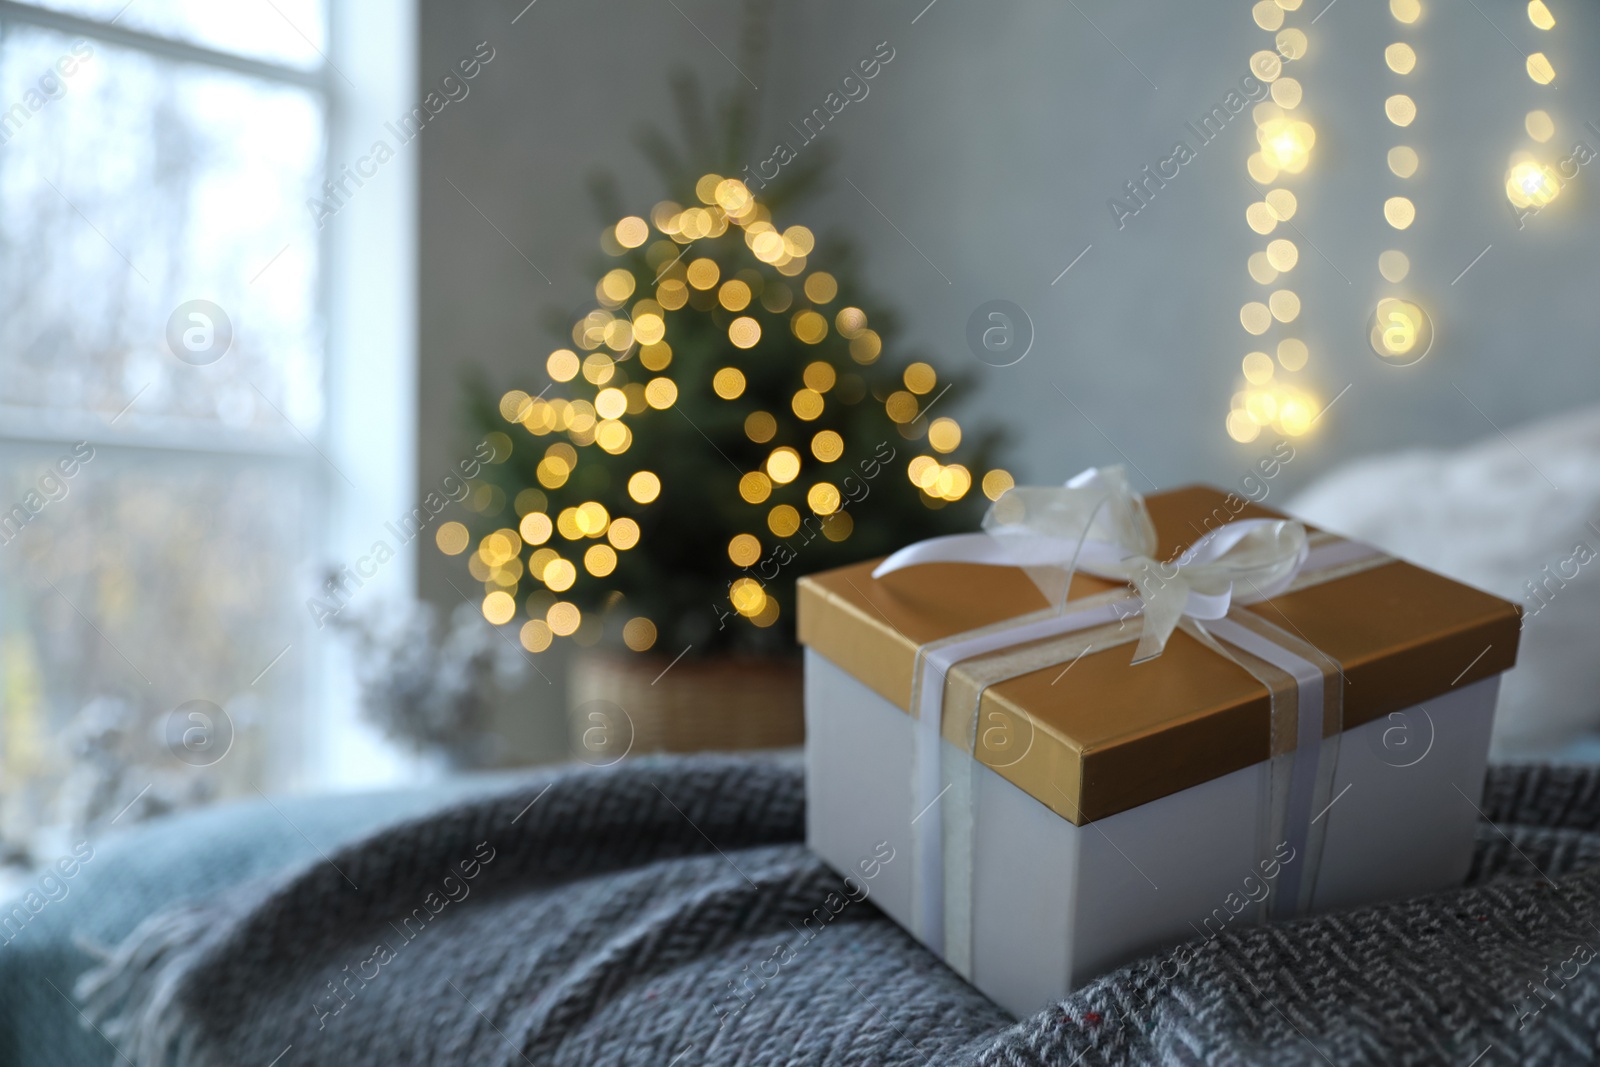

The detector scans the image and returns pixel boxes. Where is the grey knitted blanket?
[78,755,1600,1065]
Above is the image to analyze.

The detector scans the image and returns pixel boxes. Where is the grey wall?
[418,0,1600,763]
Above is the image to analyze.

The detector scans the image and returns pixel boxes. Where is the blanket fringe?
[75,902,227,1067]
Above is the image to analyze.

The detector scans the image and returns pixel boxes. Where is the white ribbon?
[872,467,1377,971]
[874,466,1311,663]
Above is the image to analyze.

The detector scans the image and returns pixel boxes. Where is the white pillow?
[1286,403,1600,755]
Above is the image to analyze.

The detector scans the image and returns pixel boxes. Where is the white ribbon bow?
[872,466,1310,662]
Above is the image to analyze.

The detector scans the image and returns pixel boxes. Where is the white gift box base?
[804,648,1500,1018]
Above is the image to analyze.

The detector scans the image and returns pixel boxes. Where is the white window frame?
[0,0,419,793]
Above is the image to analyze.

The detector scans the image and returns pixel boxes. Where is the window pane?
[0,24,326,435]
[9,0,327,71]
[0,444,315,832]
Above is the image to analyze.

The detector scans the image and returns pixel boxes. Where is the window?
[0,0,414,835]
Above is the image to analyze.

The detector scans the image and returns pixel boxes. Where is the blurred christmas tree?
[456,35,1010,659]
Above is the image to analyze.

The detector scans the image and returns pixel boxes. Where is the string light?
[1231,2,1322,444]
[1369,0,1433,366]
[1502,2,1563,214]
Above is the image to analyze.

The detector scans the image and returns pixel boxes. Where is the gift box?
[798,469,1521,1017]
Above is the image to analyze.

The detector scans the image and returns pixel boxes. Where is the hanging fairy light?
[1504,1,1564,213]
[1229,0,1321,443]
[1369,0,1434,365]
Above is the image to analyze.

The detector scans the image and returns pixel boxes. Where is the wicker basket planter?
[567,649,804,758]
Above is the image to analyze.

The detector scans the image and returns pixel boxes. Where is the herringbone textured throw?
[79,757,1600,1065]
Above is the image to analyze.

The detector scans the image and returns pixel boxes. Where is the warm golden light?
[1271,78,1302,109]
[803,273,838,304]
[436,521,469,555]
[982,469,1014,501]
[583,352,616,385]
[768,504,800,537]
[1257,118,1315,173]
[594,387,627,420]
[1385,94,1417,127]
[744,410,776,443]
[1378,249,1410,283]
[1248,252,1278,285]
[547,600,581,636]
[599,269,637,305]
[1276,393,1316,436]
[1526,52,1555,85]
[1227,410,1261,444]
[728,316,762,349]
[907,455,939,490]
[903,362,937,395]
[740,471,772,503]
[713,367,747,400]
[885,390,920,424]
[767,447,801,484]
[607,518,640,550]
[628,471,661,504]
[543,559,577,592]
[1266,238,1298,271]
[1526,109,1555,143]
[713,177,752,214]
[803,361,836,392]
[928,417,962,453]
[1275,27,1307,59]
[807,482,841,516]
[1388,145,1419,178]
[575,501,610,537]
[584,544,617,577]
[811,430,844,462]
[849,330,882,364]
[1369,297,1431,361]
[1277,338,1308,371]
[656,280,688,310]
[791,388,825,421]
[835,306,867,338]
[615,216,649,248]
[520,619,553,653]
[730,577,767,617]
[686,257,720,289]
[791,310,828,344]
[1252,0,1283,30]
[1391,0,1421,23]
[645,377,678,410]
[548,349,579,382]
[783,225,816,255]
[719,280,752,311]
[1383,196,1416,229]
[728,533,762,567]
[622,617,657,652]
[1269,289,1301,322]
[1528,0,1555,29]
[481,530,520,566]
[1247,153,1279,185]
[1243,351,1275,385]
[632,313,665,346]
[935,464,972,501]
[1240,302,1272,335]
[1385,42,1416,74]
[1505,158,1561,208]
[519,511,553,545]
[1246,202,1278,236]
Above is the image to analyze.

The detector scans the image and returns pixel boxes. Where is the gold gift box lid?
[797,485,1522,825]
